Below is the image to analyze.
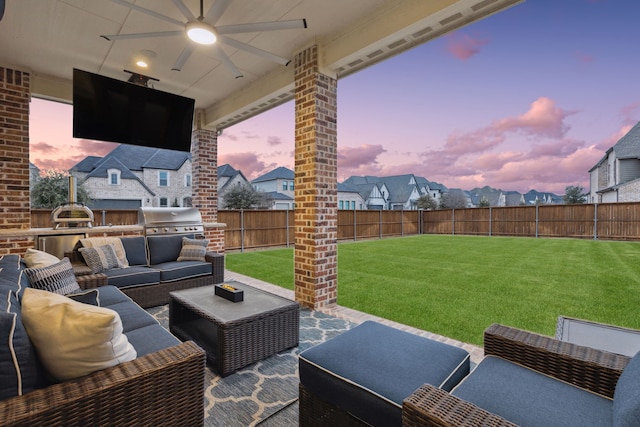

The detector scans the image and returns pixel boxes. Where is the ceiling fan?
[101,0,307,78]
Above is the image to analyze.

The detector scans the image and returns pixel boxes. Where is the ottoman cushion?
[299,320,470,426]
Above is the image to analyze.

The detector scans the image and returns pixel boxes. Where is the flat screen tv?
[72,68,195,152]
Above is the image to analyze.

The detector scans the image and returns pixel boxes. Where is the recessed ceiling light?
[136,60,148,68]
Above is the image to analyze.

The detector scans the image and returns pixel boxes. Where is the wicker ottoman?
[299,321,470,426]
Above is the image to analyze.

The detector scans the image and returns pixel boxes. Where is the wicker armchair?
[0,341,206,427]
[402,323,632,427]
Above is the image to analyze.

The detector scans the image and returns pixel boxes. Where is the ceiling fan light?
[186,21,217,45]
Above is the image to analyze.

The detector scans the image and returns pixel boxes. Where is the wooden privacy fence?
[30,202,640,251]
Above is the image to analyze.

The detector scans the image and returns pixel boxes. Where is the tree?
[478,197,490,208]
[439,190,468,209]
[31,169,92,208]
[416,194,438,210]
[222,184,271,209]
[563,185,587,204]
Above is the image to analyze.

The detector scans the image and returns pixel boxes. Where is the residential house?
[504,191,526,206]
[252,167,295,209]
[523,190,554,205]
[341,176,389,210]
[589,121,640,203]
[218,164,253,207]
[415,177,446,205]
[71,145,192,209]
[343,174,424,210]
[471,186,506,207]
[337,183,367,210]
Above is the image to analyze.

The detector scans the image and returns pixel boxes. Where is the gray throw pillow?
[24,257,81,295]
[79,244,121,273]
[177,237,209,262]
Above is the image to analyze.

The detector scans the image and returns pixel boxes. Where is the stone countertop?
[0,222,226,238]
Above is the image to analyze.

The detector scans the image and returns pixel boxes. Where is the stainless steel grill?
[138,207,204,236]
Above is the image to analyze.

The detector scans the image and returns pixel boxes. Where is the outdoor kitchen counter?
[0,225,144,238]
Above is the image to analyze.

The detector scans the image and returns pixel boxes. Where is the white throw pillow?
[21,288,137,381]
[80,237,129,268]
[23,248,60,268]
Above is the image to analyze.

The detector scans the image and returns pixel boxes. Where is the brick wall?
[0,67,31,231]
[192,127,224,253]
[293,45,338,309]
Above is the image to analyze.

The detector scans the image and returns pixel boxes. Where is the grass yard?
[225,235,640,346]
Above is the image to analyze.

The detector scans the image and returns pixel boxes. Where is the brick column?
[0,67,31,231]
[192,126,224,253]
[294,45,338,309]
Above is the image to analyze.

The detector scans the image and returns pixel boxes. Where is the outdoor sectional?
[0,254,206,426]
[68,233,224,308]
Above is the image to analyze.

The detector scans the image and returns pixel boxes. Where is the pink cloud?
[219,152,277,181]
[446,33,490,60]
[337,144,386,169]
[76,139,119,157]
[267,136,283,146]
[31,141,57,154]
[493,97,575,138]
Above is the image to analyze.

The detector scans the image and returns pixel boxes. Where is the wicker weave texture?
[484,323,630,398]
[170,286,299,376]
[0,341,206,427]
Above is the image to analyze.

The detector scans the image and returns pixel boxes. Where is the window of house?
[184,174,192,187]
[159,171,169,187]
[339,200,344,209]
[282,181,288,191]
[351,201,356,209]
[108,169,121,185]
[159,197,168,207]
[290,181,294,190]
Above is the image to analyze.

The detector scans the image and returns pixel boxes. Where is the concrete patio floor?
[224,270,484,365]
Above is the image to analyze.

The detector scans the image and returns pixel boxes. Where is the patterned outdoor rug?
[148,305,353,427]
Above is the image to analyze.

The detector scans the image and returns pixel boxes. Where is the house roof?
[252,167,294,183]
[613,121,640,159]
[78,152,156,196]
[263,191,294,201]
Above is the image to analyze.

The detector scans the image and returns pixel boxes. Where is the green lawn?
[225,235,640,346]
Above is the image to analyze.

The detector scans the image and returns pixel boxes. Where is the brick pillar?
[0,67,31,231]
[293,45,338,309]
[192,126,224,253]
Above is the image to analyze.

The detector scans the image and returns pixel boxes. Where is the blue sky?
[216,0,639,194]
[31,0,639,195]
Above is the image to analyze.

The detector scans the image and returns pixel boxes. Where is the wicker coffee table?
[169,281,300,376]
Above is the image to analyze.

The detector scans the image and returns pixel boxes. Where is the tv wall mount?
[124,69,159,87]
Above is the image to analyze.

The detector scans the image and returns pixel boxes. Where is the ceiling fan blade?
[212,45,244,79]
[172,45,196,71]
[220,36,290,66]
[101,31,183,41]
[111,0,185,27]
[171,0,196,22]
[217,19,307,35]
[204,0,232,25]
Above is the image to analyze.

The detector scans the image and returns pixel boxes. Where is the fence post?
[101,210,107,226]
[535,204,539,238]
[286,209,290,247]
[353,210,357,241]
[379,210,383,239]
[489,207,492,237]
[452,208,455,235]
[594,203,598,240]
[401,209,404,236]
[240,209,245,252]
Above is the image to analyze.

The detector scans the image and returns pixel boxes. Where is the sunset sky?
[30,0,639,195]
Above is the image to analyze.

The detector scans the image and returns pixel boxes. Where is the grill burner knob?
[164,227,169,232]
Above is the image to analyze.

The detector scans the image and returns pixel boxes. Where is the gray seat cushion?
[452,355,613,427]
[126,324,180,357]
[613,351,640,426]
[103,266,161,288]
[151,260,212,282]
[299,320,470,427]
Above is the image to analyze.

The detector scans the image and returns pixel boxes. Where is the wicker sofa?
[69,234,224,308]
[0,254,206,427]
[403,323,638,427]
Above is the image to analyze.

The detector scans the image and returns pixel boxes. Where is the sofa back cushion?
[147,234,195,265]
[613,351,640,426]
[120,236,147,266]
[0,255,47,400]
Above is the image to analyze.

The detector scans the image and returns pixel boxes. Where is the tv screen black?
[72,68,195,152]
